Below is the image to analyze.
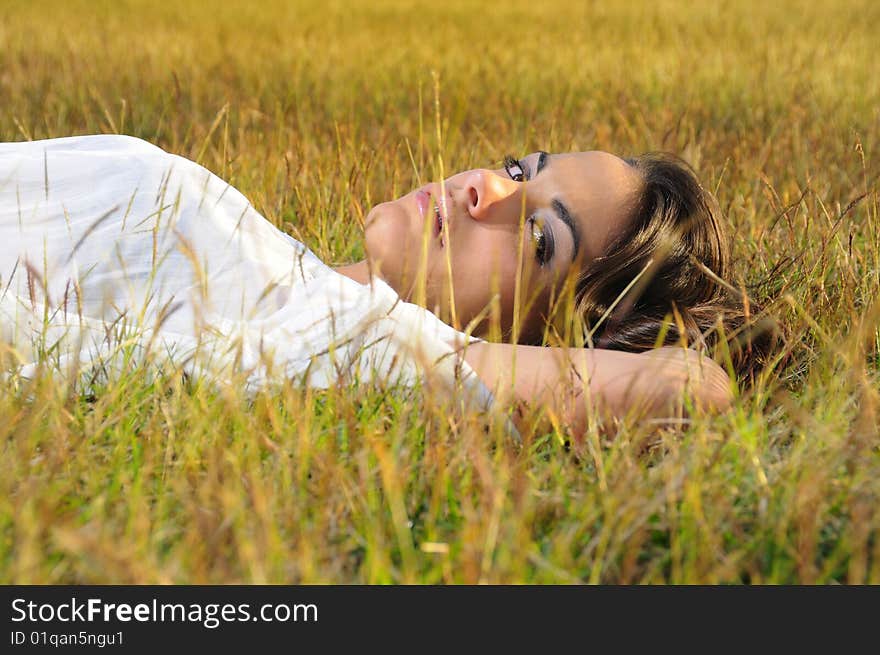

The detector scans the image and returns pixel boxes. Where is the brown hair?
[569,152,777,383]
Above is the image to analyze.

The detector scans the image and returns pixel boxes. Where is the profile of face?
[363,150,644,341]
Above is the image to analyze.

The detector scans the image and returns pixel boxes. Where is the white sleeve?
[0,134,496,416]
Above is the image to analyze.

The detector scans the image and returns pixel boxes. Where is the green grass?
[1,0,878,583]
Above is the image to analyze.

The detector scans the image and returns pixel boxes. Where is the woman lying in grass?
[0,135,768,436]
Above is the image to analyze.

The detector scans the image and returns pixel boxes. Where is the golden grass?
[1,0,878,583]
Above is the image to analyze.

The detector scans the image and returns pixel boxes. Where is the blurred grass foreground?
[1,0,878,583]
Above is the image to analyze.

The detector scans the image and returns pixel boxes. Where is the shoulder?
[1,134,167,156]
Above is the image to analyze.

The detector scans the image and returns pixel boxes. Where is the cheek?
[446,234,522,319]
[449,235,514,285]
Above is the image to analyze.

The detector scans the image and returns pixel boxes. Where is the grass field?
[1,0,878,583]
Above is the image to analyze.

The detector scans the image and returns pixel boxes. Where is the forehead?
[540,150,643,262]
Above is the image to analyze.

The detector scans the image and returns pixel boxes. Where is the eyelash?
[503,154,528,182]
[529,216,550,267]
[503,154,551,267]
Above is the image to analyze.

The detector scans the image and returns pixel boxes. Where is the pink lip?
[415,185,446,242]
[415,188,430,220]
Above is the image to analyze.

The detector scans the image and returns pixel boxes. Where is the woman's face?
[364,150,643,339]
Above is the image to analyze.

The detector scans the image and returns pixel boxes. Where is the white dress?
[0,134,490,406]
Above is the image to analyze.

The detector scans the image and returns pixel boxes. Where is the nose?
[462,169,520,222]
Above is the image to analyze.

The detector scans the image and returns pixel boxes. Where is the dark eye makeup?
[502,154,527,182]
[503,153,554,267]
[528,216,554,266]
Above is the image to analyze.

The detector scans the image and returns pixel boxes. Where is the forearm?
[462,343,733,435]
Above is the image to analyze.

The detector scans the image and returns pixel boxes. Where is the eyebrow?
[553,198,580,261]
[534,151,580,261]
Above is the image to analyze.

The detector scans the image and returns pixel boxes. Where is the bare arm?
[461,342,733,436]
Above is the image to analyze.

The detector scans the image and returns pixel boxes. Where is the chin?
[363,200,417,297]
